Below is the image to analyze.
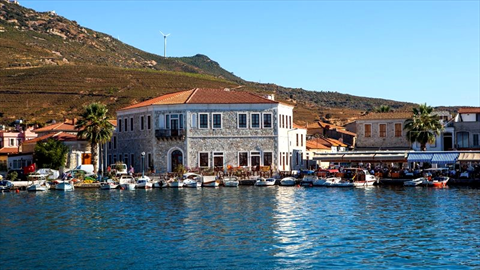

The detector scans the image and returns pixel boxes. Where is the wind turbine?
[160,31,170,57]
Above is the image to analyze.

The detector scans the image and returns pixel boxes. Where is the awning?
[407,153,433,163]
[374,153,407,161]
[343,154,375,161]
[458,153,480,162]
[313,154,344,162]
[431,153,459,165]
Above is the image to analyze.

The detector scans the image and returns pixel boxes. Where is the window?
[251,152,261,168]
[124,154,129,167]
[191,113,197,128]
[213,152,224,168]
[141,116,144,130]
[263,113,272,128]
[199,113,209,129]
[124,118,127,132]
[131,154,134,167]
[281,115,285,128]
[108,141,112,150]
[10,139,14,146]
[238,152,248,167]
[251,113,260,128]
[199,152,209,167]
[263,152,273,167]
[395,123,402,137]
[296,133,299,146]
[118,119,122,132]
[238,113,247,128]
[379,124,386,137]
[147,115,151,129]
[166,114,183,130]
[113,155,117,164]
[130,117,133,131]
[212,113,222,129]
[457,132,469,148]
[365,124,371,137]
[113,136,117,149]
[108,155,112,166]
[473,134,479,146]
[166,115,170,129]
[289,116,292,129]
[301,134,304,147]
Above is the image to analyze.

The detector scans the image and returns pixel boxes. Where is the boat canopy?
[431,153,459,165]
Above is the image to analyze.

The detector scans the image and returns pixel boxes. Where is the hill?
[0,1,423,126]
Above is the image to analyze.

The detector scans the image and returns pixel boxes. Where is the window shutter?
[191,113,197,128]
[159,115,165,129]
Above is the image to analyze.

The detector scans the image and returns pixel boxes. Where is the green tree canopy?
[404,103,443,151]
[34,138,69,169]
[75,103,114,174]
[374,105,391,113]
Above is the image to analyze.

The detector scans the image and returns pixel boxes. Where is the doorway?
[171,150,183,172]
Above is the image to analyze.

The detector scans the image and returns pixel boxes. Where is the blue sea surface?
[1,186,479,269]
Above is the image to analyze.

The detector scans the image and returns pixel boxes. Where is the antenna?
[160,31,171,57]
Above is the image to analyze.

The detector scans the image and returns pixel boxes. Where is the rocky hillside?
[0,1,424,126]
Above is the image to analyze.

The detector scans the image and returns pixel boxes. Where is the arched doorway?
[171,150,183,172]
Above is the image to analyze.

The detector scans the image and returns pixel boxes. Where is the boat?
[254,177,276,186]
[423,168,450,188]
[167,177,184,188]
[223,176,239,187]
[312,178,327,186]
[280,177,296,186]
[404,177,427,186]
[100,179,119,190]
[153,180,167,188]
[183,173,202,188]
[0,180,13,192]
[348,169,377,187]
[202,175,219,187]
[136,176,153,189]
[119,175,136,190]
[324,177,353,187]
[26,174,50,192]
[300,174,318,187]
[55,180,74,191]
[428,176,449,188]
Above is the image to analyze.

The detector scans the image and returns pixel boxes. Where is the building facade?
[454,107,480,150]
[113,88,306,173]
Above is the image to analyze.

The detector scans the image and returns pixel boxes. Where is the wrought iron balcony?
[155,129,185,140]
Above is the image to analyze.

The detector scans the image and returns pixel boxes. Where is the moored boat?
[183,173,202,188]
[55,181,74,191]
[223,176,239,187]
[167,177,184,188]
[100,179,119,190]
[300,174,317,187]
[202,175,219,187]
[404,177,426,186]
[255,177,276,186]
[119,175,136,190]
[136,176,153,189]
[280,177,296,186]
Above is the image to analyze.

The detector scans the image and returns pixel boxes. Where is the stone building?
[454,107,480,150]
[113,88,306,173]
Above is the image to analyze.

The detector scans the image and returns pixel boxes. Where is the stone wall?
[356,120,410,149]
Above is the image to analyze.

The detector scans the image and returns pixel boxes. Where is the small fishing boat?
[300,174,318,187]
[404,177,426,186]
[26,174,50,191]
[55,180,74,191]
[100,179,119,190]
[428,176,449,188]
[167,178,184,188]
[223,176,239,187]
[0,179,13,192]
[183,173,202,188]
[119,175,136,190]
[280,177,296,186]
[136,176,153,189]
[202,176,219,187]
[350,169,377,187]
[255,177,276,186]
[312,178,327,186]
[324,177,353,187]
[153,180,167,188]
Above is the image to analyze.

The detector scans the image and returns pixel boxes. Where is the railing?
[155,129,185,140]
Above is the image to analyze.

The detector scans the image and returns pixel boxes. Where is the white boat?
[324,177,353,187]
[300,174,318,186]
[167,178,184,188]
[100,179,119,190]
[136,176,153,189]
[183,173,202,188]
[255,177,276,186]
[313,178,327,186]
[280,177,296,186]
[36,168,60,180]
[119,175,136,190]
[26,175,50,191]
[0,180,13,192]
[351,169,377,187]
[223,176,239,187]
[202,175,219,187]
[55,181,74,191]
[404,177,427,186]
[153,180,167,188]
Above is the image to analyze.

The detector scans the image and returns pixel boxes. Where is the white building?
[114,88,306,173]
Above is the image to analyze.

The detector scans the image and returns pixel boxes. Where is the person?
[129,165,134,176]
[107,165,111,174]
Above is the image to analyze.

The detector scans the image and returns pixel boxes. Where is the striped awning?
[431,153,459,165]
[407,153,433,163]
[458,153,480,162]
[374,153,407,161]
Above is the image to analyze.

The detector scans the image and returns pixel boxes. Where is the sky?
[21,0,480,107]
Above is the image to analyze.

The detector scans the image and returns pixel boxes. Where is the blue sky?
[21,0,480,107]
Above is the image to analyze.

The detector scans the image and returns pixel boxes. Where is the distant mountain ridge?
[0,1,435,126]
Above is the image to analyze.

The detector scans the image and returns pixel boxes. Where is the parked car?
[110,163,128,176]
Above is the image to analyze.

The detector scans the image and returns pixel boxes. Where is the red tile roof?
[458,107,480,114]
[23,132,80,144]
[0,147,19,154]
[336,129,357,137]
[119,88,278,111]
[306,137,347,148]
[293,123,307,130]
[34,120,78,133]
[358,112,412,120]
[306,139,331,150]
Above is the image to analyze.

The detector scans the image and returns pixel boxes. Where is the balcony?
[155,129,185,141]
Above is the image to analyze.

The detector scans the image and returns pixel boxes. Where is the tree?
[374,105,391,113]
[75,103,114,175]
[34,138,69,169]
[404,104,443,151]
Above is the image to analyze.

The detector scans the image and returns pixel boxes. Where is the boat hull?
[55,182,74,191]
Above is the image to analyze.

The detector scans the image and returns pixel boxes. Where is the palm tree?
[374,105,391,113]
[75,103,114,175]
[404,104,443,151]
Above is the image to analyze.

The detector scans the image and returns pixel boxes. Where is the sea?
[1,186,479,269]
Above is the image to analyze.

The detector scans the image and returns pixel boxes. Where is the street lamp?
[141,152,145,178]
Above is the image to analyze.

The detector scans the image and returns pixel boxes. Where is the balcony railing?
[155,129,185,140]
